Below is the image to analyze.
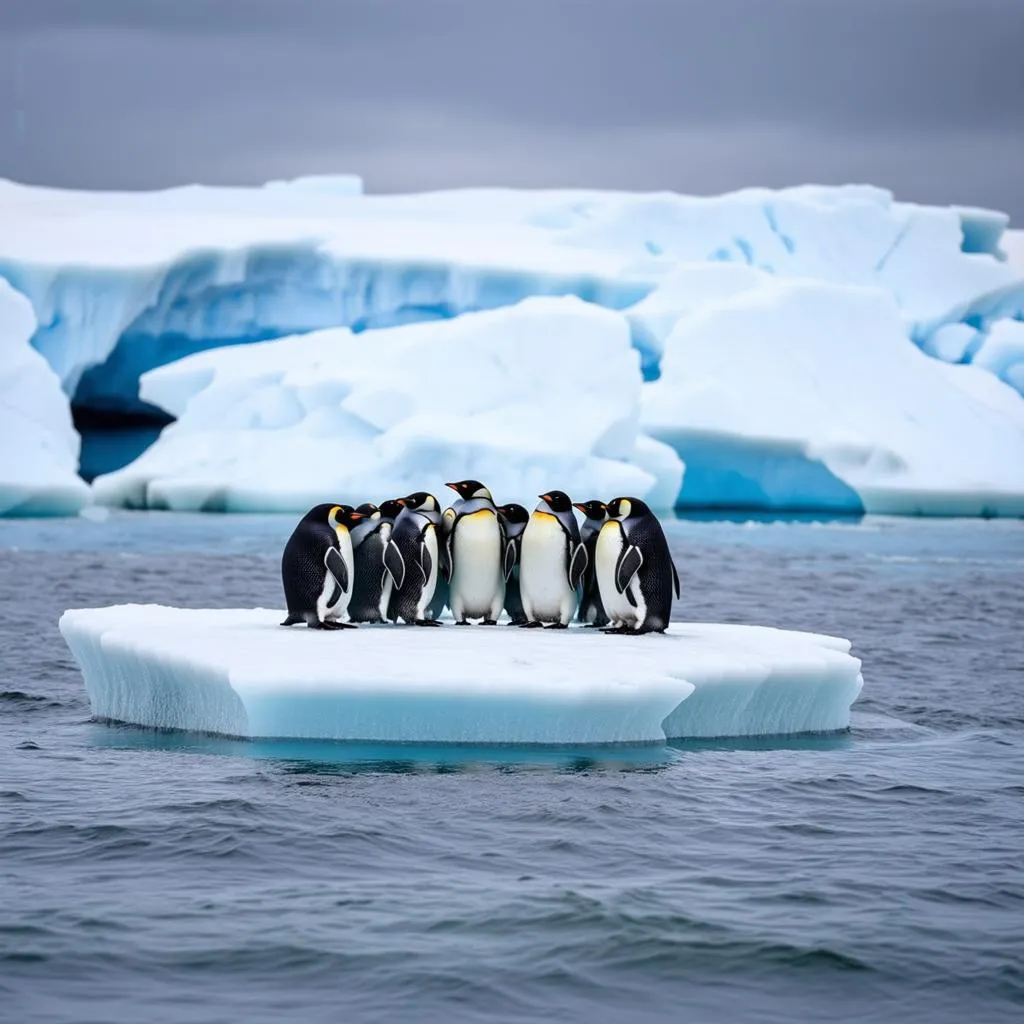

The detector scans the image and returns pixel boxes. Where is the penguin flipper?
[503,538,517,581]
[324,547,349,594]
[568,542,588,592]
[383,539,406,591]
[441,529,454,584]
[614,545,643,595]
[418,542,433,587]
[671,559,681,599]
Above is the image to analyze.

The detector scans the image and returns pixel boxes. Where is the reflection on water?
[86,720,856,774]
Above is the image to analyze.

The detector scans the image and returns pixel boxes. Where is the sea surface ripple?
[1,511,1022,1024]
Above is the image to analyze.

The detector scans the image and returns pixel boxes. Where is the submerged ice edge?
[58,606,865,745]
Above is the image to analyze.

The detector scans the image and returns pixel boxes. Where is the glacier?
[642,278,1024,516]
[58,605,865,744]
[0,279,90,516]
[2,175,1024,517]
[91,297,684,512]
[4,177,1023,414]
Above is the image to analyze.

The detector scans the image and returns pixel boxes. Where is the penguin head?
[356,502,380,518]
[607,497,649,521]
[402,491,440,513]
[497,502,529,526]
[378,498,406,520]
[327,504,367,532]
[446,479,492,501]
[538,490,573,514]
[572,499,608,521]
[303,502,348,524]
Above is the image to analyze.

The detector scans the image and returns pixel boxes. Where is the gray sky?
[2,0,1023,219]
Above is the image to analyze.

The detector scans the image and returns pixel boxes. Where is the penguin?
[595,496,680,634]
[427,504,455,621]
[519,490,587,628]
[572,499,610,627]
[383,491,444,625]
[497,503,529,625]
[441,480,506,625]
[280,503,366,629]
[348,498,406,623]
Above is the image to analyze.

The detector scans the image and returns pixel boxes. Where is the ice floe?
[59,605,865,744]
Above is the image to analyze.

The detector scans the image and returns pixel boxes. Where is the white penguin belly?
[595,524,640,627]
[415,524,439,619]
[451,510,504,618]
[520,514,573,620]
[322,529,354,622]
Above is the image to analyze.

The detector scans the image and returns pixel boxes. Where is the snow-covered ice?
[3,175,1024,517]
[58,605,864,744]
[90,297,682,512]
[642,278,1024,515]
[971,319,1024,395]
[3,177,1023,415]
[0,280,90,516]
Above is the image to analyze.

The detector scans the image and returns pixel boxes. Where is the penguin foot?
[520,621,543,628]
[414,618,442,627]
[544,622,569,630]
[482,619,498,626]
[600,626,629,635]
[319,620,357,630]
[454,620,471,626]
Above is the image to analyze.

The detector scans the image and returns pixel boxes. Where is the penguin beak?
[540,493,552,503]
[395,497,407,506]
[445,482,459,493]
[572,503,586,513]
[350,512,365,521]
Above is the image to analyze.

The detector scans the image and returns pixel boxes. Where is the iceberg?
[971,319,1024,395]
[91,297,683,512]
[0,279,90,516]
[642,278,1024,516]
[58,605,864,743]
[0,178,648,416]
[559,186,1024,356]
[3,177,1023,418]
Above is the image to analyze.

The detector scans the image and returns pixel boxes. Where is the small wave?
[0,690,65,712]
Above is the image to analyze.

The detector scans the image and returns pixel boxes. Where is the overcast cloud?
[2,0,1022,218]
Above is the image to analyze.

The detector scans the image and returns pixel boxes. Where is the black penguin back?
[349,524,388,623]
[624,510,677,631]
[281,513,337,620]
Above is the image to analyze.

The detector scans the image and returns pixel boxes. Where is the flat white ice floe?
[0,280,90,516]
[59,605,864,744]
[91,296,683,512]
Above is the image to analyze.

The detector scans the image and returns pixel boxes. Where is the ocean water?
[1,511,1023,1024]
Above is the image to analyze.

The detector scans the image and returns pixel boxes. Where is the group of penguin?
[280,481,680,635]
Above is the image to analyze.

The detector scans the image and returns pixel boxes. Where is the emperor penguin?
[427,504,455,621]
[595,497,680,634]
[383,491,444,625]
[280,503,366,629]
[349,498,406,623]
[497,503,529,625]
[573,499,610,627]
[442,480,506,625]
[519,491,587,628]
